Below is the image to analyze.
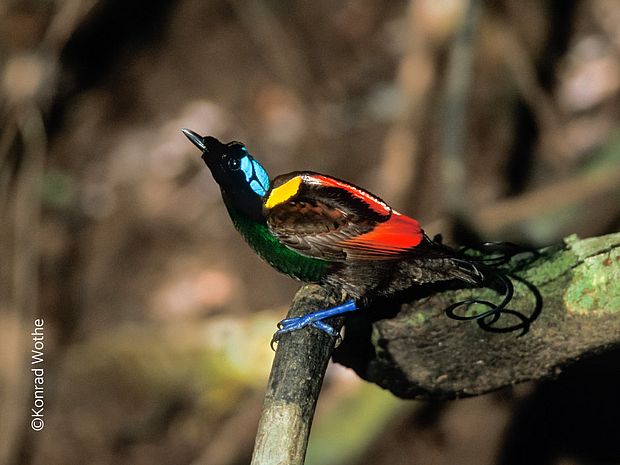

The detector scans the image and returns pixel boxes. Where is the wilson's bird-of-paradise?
[182,129,516,343]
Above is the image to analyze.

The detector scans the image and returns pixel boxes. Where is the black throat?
[221,189,265,223]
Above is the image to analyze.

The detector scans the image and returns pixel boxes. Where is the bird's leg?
[272,299,358,342]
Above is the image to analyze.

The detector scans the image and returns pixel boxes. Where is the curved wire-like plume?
[443,243,537,334]
[444,260,513,321]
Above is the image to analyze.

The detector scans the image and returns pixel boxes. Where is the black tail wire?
[444,243,539,335]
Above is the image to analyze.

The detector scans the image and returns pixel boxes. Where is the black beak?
[182,128,207,152]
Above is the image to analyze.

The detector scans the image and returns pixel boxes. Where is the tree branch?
[250,285,347,465]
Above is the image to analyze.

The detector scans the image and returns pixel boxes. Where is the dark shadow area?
[48,0,179,133]
[60,0,177,89]
[537,0,580,91]
[498,347,620,465]
[505,101,538,196]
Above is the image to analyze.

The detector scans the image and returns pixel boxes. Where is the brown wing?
[266,198,375,261]
[265,172,429,261]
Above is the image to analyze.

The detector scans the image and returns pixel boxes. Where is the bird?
[182,129,517,343]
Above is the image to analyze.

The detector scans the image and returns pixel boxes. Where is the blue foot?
[311,321,339,337]
[271,299,358,347]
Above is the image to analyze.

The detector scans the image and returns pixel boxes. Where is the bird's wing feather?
[265,173,424,261]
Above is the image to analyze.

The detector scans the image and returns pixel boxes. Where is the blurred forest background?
[1,0,619,464]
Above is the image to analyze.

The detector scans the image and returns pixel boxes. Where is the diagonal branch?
[250,285,347,465]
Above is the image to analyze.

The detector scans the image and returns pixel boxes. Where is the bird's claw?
[270,315,341,350]
[276,317,297,329]
[274,314,338,336]
[269,299,358,350]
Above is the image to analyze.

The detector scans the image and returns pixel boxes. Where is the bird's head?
[182,129,270,220]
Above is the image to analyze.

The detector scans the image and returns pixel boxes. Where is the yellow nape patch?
[265,176,302,209]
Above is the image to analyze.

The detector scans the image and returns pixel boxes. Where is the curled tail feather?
[440,241,536,333]
[445,258,514,323]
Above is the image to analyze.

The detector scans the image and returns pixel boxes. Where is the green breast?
[226,205,330,282]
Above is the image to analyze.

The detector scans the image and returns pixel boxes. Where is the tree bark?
[251,285,347,465]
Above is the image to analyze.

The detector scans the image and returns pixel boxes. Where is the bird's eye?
[228,158,241,170]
